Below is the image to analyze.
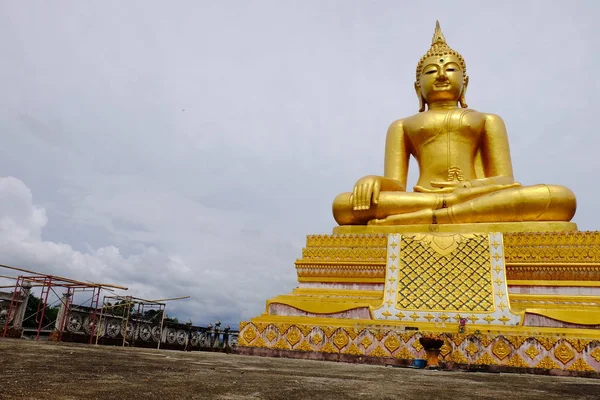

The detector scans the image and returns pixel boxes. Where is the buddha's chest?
[405,110,485,152]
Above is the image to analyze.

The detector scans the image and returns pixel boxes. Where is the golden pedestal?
[239,224,600,374]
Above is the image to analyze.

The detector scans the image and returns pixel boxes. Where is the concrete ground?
[1,338,599,400]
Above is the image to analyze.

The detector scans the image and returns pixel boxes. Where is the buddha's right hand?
[351,176,382,211]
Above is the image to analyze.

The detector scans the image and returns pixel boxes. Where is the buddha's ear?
[459,76,469,109]
[414,81,426,112]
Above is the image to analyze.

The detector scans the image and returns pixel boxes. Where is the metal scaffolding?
[0,263,127,342]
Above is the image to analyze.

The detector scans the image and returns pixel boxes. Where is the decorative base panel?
[244,229,600,374]
[238,320,600,375]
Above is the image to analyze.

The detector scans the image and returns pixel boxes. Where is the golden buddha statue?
[333,21,576,226]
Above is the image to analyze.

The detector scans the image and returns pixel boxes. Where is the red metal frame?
[2,276,25,337]
[1,271,113,343]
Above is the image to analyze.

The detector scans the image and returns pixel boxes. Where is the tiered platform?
[239,223,600,374]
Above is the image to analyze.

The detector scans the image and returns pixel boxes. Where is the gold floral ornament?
[536,356,559,370]
[286,327,302,347]
[360,336,373,349]
[266,329,277,343]
[566,359,595,372]
[553,341,575,365]
[507,354,529,368]
[476,352,497,365]
[395,347,414,360]
[525,345,540,360]
[492,338,511,361]
[297,341,313,352]
[274,338,290,350]
[440,342,452,357]
[465,341,479,357]
[403,233,477,258]
[343,343,363,356]
[311,332,323,346]
[451,351,468,364]
[333,330,350,350]
[384,334,401,353]
[242,325,257,343]
[369,346,390,358]
[590,347,600,362]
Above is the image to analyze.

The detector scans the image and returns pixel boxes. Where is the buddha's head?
[415,21,469,112]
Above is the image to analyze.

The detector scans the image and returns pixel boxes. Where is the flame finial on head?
[432,20,446,45]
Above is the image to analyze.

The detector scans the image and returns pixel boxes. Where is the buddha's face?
[418,54,464,104]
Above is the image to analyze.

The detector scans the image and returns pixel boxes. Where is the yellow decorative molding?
[301,246,387,261]
[305,234,388,248]
[508,280,600,287]
[509,294,600,309]
[333,222,577,235]
[267,297,375,316]
[297,277,384,283]
[508,279,600,287]
[526,309,600,326]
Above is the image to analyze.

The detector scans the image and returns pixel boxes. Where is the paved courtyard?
[1,338,599,399]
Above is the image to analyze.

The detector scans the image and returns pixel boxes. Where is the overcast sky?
[0,1,598,327]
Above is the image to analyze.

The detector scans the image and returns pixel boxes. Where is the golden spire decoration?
[432,20,446,45]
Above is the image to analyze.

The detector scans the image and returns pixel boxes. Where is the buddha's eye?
[446,68,456,72]
[425,70,436,75]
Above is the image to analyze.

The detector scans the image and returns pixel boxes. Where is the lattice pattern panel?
[397,235,494,312]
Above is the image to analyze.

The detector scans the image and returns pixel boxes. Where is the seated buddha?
[333,21,576,226]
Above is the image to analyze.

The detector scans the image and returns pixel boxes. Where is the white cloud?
[0,177,298,325]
